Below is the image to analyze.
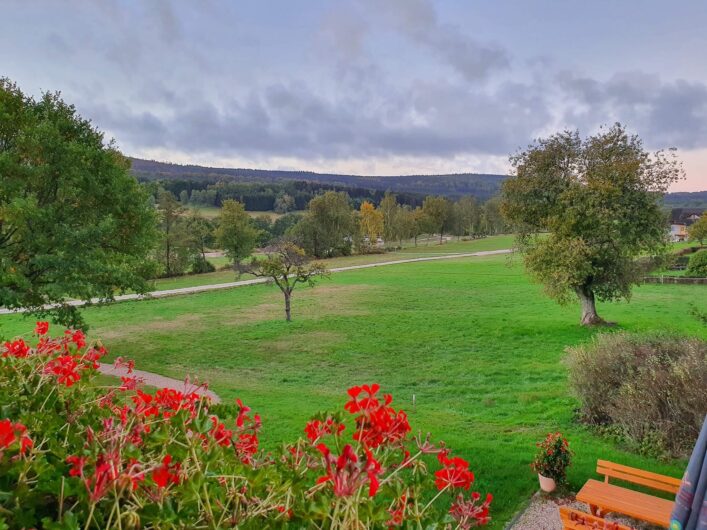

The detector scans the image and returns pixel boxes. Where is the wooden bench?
[559,506,634,529]
[576,460,681,528]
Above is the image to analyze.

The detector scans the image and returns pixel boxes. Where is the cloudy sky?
[3,0,707,191]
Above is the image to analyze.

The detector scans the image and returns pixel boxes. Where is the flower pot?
[538,473,556,492]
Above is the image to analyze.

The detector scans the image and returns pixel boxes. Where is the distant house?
[669,208,704,242]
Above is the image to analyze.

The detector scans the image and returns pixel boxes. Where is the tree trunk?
[575,286,605,326]
[284,291,291,322]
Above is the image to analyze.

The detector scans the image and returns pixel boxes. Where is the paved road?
[98,363,221,402]
[0,249,511,315]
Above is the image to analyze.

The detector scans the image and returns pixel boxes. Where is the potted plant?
[530,432,573,492]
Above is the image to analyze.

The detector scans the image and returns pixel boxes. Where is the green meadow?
[154,235,515,290]
[1,240,704,526]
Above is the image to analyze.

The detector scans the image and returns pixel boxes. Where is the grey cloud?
[84,67,707,164]
[20,1,707,168]
[369,0,509,81]
[85,76,549,161]
[150,0,182,44]
[560,72,707,149]
[318,6,369,63]
[81,102,168,146]
[45,33,72,57]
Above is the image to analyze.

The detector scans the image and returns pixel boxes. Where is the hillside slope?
[130,158,705,205]
[130,158,506,200]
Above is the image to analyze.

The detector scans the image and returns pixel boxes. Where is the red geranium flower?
[449,492,493,527]
[364,447,382,497]
[34,321,49,335]
[235,433,259,464]
[44,354,82,386]
[210,416,233,447]
[119,375,141,391]
[66,329,86,349]
[236,398,251,427]
[387,493,408,527]
[152,455,181,488]
[315,443,383,498]
[304,417,345,443]
[0,419,33,455]
[435,450,475,491]
[66,455,87,477]
[345,384,411,448]
[2,339,30,358]
[132,389,160,417]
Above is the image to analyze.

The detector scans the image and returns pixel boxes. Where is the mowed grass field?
[154,235,516,291]
[1,249,705,526]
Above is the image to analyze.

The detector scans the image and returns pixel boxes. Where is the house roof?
[669,208,705,225]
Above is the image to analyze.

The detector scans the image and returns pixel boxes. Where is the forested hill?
[662,190,707,208]
[130,157,705,207]
[129,158,506,200]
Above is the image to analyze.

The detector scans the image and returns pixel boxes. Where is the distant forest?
[131,157,706,210]
[131,158,505,210]
[662,190,707,208]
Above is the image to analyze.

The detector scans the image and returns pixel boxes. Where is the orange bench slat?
[559,506,634,530]
[576,479,673,528]
[596,460,681,493]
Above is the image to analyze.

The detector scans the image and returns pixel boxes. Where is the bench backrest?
[596,460,681,494]
[559,507,634,529]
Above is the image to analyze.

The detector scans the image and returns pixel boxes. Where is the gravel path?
[98,363,221,403]
[0,249,512,315]
[507,493,653,529]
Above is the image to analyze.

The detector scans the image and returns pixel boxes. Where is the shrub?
[0,324,492,529]
[566,332,707,456]
[686,250,707,277]
[530,433,573,483]
[190,255,216,274]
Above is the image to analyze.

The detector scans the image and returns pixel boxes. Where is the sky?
[2,0,706,191]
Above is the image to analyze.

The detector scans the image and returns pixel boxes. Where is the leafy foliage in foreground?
[0,79,157,329]
[565,332,707,457]
[0,325,491,529]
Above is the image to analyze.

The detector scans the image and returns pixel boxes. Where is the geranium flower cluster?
[0,324,493,529]
[297,382,492,527]
[0,419,33,456]
[530,431,573,483]
[4,323,103,388]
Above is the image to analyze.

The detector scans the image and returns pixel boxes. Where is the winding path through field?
[0,248,512,315]
[98,363,222,403]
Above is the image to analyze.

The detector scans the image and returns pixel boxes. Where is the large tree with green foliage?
[454,196,482,238]
[501,124,683,325]
[156,191,195,277]
[481,197,506,235]
[185,210,215,274]
[215,199,260,266]
[422,196,453,243]
[291,191,355,258]
[0,79,157,328]
[379,192,400,247]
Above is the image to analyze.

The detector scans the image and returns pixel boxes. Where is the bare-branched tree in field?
[236,240,329,321]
